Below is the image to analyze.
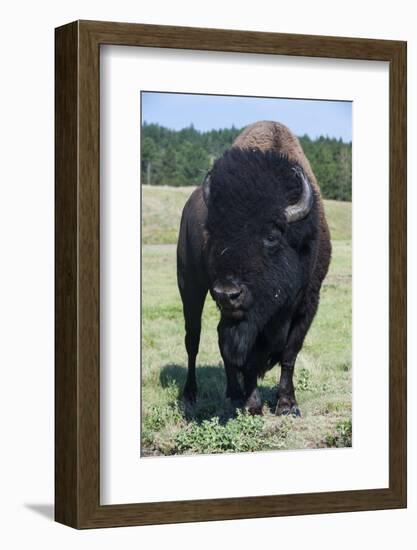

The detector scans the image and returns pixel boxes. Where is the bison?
[177,121,331,416]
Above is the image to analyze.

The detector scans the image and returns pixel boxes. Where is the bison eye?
[263,224,283,247]
[264,235,279,247]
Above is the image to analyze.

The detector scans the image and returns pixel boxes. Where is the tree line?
[141,122,352,201]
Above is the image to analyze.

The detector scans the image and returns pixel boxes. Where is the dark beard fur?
[218,289,295,368]
[219,318,259,367]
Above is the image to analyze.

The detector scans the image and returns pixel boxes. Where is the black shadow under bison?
[177,121,331,416]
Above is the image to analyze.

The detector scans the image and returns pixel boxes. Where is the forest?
[141,122,352,201]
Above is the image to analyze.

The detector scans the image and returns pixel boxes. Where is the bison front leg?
[276,363,301,417]
[243,369,262,415]
[179,284,208,405]
[276,294,320,417]
[224,361,244,405]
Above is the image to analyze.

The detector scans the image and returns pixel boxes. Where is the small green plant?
[173,410,292,455]
[143,402,183,435]
[174,411,260,454]
[323,401,341,414]
[340,361,351,372]
[325,419,352,448]
[295,368,312,392]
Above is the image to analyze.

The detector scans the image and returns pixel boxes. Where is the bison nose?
[213,283,244,308]
[227,288,242,301]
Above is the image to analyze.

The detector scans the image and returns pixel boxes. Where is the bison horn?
[285,166,314,223]
[202,172,211,205]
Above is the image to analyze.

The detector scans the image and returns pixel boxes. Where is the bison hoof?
[247,405,263,416]
[244,402,263,415]
[275,399,301,417]
[244,389,263,415]
[183,383,197,405]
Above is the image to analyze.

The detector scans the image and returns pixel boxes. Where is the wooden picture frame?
[55,20,407,528]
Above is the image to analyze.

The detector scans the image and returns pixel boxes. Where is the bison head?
[203,147,318,365]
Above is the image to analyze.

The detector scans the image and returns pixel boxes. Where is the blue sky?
[141,92,352,142]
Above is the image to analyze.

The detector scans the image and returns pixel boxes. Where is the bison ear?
[202,172,211,206]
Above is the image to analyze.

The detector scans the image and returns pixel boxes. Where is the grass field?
[141,185,352,456]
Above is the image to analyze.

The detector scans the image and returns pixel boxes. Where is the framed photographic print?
[55,20,407,528]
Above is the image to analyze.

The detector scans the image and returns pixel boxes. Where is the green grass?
[141,185,352,456]
[142,186,194,245]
